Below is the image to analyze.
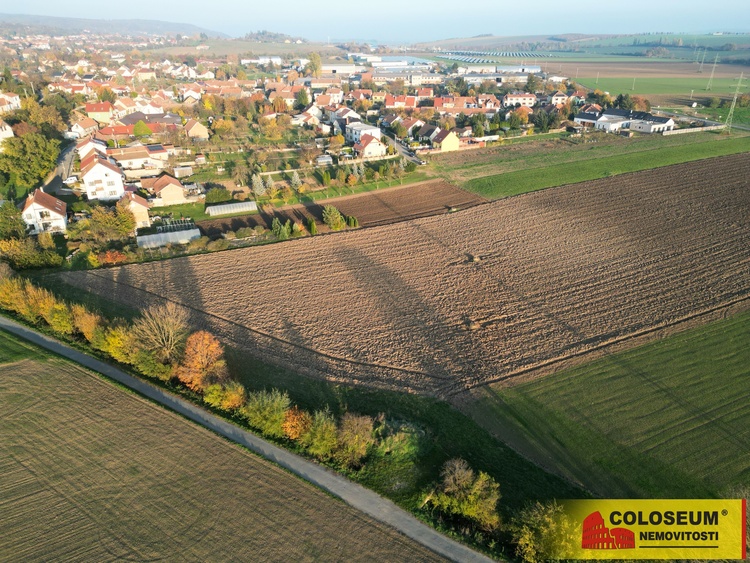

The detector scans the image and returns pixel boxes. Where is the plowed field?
[58,154,750,398]
[197,180,484,237]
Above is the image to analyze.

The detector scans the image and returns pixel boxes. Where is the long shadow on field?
[334,246,475,397]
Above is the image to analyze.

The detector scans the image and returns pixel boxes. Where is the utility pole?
[698,49,707,73]
[706,54,718,91]
[725,73,745,134]
[632,77,636,91]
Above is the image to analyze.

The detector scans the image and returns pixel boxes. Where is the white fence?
[663,125,726,136]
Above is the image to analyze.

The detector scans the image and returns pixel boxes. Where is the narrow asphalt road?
[0,316,495,563]
[43,142,76,195]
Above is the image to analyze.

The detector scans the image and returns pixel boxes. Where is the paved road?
[382,130,423,165]
[0,315,494,563]
[43,142,76,195]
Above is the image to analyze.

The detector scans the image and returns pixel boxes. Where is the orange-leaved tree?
[175,331,227,391]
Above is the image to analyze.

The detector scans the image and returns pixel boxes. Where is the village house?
[353,134,387,159]
[432,130,460,152]
[107,146,162,171]
[85,102,116,125]
[70,116,99,138]
[21,189,67,234]
[0,119,14,150]
[345,121,381,145]
[184,119,209,141]
[120,192,151,229]
[503,92,537,108]
[0,91,21,114]
[141,173,188,206]
[81,155,125,201]
[574,108,675,134]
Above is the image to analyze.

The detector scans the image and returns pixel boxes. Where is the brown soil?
[196,180,485,237]
[550,61,748,79]
[58,154,750,399]
[0,357,443,562]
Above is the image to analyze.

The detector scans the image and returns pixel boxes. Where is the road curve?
[0,315,495,563]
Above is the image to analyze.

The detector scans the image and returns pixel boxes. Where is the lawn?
[468,309,750,499]
[462,133,750,199]
[0,329,444,562]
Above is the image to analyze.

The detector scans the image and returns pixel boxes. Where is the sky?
[4,0,750,43]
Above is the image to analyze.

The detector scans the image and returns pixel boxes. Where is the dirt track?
[58,154,750,399]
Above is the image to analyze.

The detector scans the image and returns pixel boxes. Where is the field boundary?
[466,295,750,393]
[0,315,493,563]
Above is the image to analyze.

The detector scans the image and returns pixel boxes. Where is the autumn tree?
[295,89,310,109]
[305,52,322,78]
[133,120,151,137]
[328,134,344,153]
[71,201,135,244]
[0,134,60,188]
[241,389,291,437]
[0,201,26,240]
[175,331,228,391]
[283,406,313,440]
[132,302,190,364]
[71,303,102,343]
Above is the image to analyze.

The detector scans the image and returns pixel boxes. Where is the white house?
[354,134,387,159]
[21,189,67,234]
[81,156,125,201]
[503,91,537,108]
[0,119,14,151]
[0,91,21,114]
[345,121,381,145]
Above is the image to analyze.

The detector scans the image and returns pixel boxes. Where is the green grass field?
[462,134,750,199]
[469,309,750,499]
[577,77,740,96]
[0,329,444,561]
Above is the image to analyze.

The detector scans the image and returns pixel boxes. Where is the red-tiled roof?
[22,189,66,215]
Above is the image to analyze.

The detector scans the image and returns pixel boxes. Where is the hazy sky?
[5,0,750,43]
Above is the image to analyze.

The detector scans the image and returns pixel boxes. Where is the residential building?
[432,130,460,152]
[21,189,67,234]
[121,192,151,228]
[354,134,387,159]
[81,156,125,201]
[503,92,537,108]
[185,119,209,141]
[141,173,187,206]
[0,91,21,114]
[70,116,99,138]
[85,101,115,125]
[345,122,381,145]
[0,119,14,151]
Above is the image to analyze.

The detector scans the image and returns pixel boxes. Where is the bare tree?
[132,302,190,363]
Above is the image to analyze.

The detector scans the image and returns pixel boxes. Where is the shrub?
[291,222,304,237]
[241,389,291,437]
[282,406,313,440]
[0,276,27,315]
[509,501,578,563]
[22,283,56,325]
[0,238,63,269]
[300,409,338,460]
[224,230,237,240]
[336,413,375,468]
[187,236,210,251]
[424,458,502,533]
[133,349,173,381]
[98,249,128,266]
[346,215,358,228]
[206,238,230,251]
[205,187,233,203]
[235,227,254,239]
[101,324,138,365]
[220,381,247,410]
[307,217,318,235]
[47,302,75,335]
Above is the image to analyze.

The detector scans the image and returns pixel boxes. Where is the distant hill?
[0,13,227,38]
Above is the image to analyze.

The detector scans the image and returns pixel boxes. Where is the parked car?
[63,176,78,185]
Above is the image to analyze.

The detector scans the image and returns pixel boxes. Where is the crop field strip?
[469,309,750,498]
[56,153,750,399]
[197,180,486,237]
[0,331,443,562]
